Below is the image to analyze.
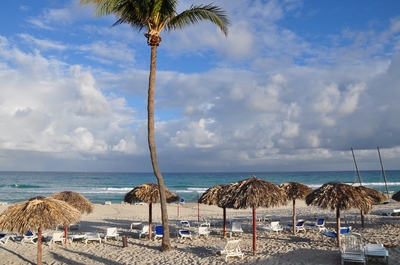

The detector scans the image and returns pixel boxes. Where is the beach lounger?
[178,229,192,241]
[138,225,150,239]
[153,225,163,240]
[364,243,389,264]
[306,218,327,232]
[179,220,190,227]
[230,222,243,237]
[195,226,211,238]
[103,227,119,242]
[212,239,244,261]
[84,232,101,244]
[0,233,13,245]
[260,221,283,234]
[48,232,68,247]
[322,226,352,244]
[341,233,366,265]
[285,219,307,234]
[130,221,142,230]
[15,231,38,244]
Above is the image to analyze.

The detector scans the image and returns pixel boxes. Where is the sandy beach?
[1,201,400,264]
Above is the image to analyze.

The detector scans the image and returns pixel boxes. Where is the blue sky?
[1,0,400,172]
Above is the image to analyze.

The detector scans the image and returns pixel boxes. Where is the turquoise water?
[0,170,399,204]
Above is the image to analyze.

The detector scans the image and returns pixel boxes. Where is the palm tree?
[78,0,229,251]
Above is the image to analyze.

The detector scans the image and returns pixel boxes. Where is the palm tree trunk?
[147,44,171,251]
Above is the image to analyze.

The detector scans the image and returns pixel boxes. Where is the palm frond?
[168,4,229,36]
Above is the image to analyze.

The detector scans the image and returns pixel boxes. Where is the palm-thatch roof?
[219,176,287,254]
[306,182,372,213]
[279,182,313,200]
[391,190,400,202]
[124,183,179,204]
[0,196,81,234]
[0,196,81,265]
[198,184,230,206]
[279,182,313,235]
[198,184,230,237]
[49,191,94,214]
[306,182,372,247]
[355,186,388,205]
[220,176,287,209]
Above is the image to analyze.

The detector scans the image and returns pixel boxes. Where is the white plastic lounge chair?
[364,243,389,265]
[230,222,243,236]
[48,232,67,247]
[153,225,163,240]
[178,229,192,241]
[260,221,284,233]
[16,231,38,244]
[84,232,101,244]
[0,234,13,245]
[195,226,211,238]
[212,239,244,261]
[180,220,190,227]
[138,225,150,239]
[341,233,366,265]
[130,221,142,230]
[285,219,307,234]
[69,224,81,231]
[306,218,326,232]
[322,226,352,244]
[103,227,119,242]
[200,217,211,227]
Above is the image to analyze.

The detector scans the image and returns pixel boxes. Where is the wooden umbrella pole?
[149,203,153,240]
[252,207,257,255]
[336,208,341,248]
[223,207,226,238]
[38,227,43,265]
[64,225,68,244]
[293,199,296,235]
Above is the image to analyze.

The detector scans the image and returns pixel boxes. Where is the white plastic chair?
[48,232,67,247]
[195,226,211,238]
[212,239,244,261]
[178,229,192,241]
[103,227,119,242]
[230,222,243,236]
[84,232,101,244]
[138,225,149,239]
[341,233,366,265]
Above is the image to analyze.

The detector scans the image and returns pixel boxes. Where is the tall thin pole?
[377,147,390,200]
[351,148,365,228]
[351,148,362,185]
[197,193,200,222]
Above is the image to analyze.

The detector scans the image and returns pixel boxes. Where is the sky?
[1,0,400,173]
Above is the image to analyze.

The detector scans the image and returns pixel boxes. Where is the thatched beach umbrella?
[124,183,179,240]
[198,184,230,237]
[391,190,400,202]
[49,191,94,243]
[279,182,313,235]
[306,182,372,247]
[354,186,387,228]
[0,196,81,265]
[355,186,387,205]
[220,176,287,255]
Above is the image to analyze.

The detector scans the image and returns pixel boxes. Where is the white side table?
[364,244,388,265]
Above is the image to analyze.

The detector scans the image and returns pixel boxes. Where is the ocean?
[0,170,399,204]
